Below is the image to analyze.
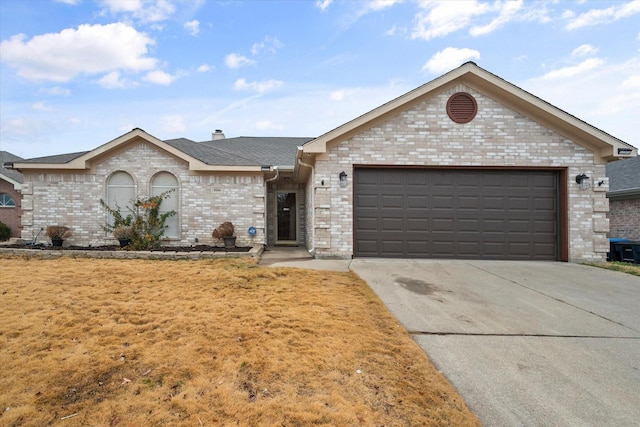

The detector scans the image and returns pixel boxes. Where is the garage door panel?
[355,194,379,209]
[356,217,379,232]
[407,195,428,208]
[407,218,428,231]
[354,168,559,260]
[380,195,404,208]
[381,217,404,231]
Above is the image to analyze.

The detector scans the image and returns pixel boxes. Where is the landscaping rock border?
[0,245,264,260]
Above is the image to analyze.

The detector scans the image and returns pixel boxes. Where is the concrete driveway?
[349,259,640,427]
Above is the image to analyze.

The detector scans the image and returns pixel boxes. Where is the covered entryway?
[276,191,297,244]
[354,168,561,260]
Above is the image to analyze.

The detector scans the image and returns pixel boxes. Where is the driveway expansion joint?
[409,331,640,339]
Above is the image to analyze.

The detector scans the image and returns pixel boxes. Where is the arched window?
[0,193,15,207]
[151,172,178,238]
[106,171,135,227]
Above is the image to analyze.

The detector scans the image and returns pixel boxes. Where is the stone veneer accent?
[310,84,609,262]
[20,140,267,247]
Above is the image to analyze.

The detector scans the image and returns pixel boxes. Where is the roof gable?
[302,62,636,164]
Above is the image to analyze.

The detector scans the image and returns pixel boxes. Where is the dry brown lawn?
[0,255,480,427]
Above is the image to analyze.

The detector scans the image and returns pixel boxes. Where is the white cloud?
[572,44,597,57]
[316,0,332,11]
[331,90,347,101]
[233,78,283,93]
[224,53,256,69]
[99,0,176,23]
[411,0,550,40]
[470,0,523,36]
[197,64,213,72]
[40,86,71,96]
[184,19,200,36]
[32,102,52,112]
[143,70,177,85]
[97,71,134,89]
[55,0,81,4]
[566,1,640,30]
[412,1,490,40]
[160,114,186,133]
[251,36,283,55]
[622,74,640,88]
[365,0,403,12]
[422,47,481,74]
[0,23,157,82]
[539,58,604,80]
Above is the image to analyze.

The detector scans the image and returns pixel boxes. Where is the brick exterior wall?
[310,84,609,262]
[20,141,267,247]
[608,198,640,240]
[0,179,21,238]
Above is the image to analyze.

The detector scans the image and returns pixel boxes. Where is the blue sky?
[1,0,639,159]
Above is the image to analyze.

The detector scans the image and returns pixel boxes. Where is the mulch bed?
[1,244,251,253]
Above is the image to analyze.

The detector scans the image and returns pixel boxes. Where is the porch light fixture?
[575,173,591,190]
[617,148,632,155]
[339,171,348,188]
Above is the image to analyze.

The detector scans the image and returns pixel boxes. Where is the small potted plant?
[212,221,236,249]
[113,225,134,248]
[45,225,72,247]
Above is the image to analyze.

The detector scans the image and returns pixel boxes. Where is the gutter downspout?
[264,167,279,247]
[296,147,315,255]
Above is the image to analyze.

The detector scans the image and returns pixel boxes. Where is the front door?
[276,191,297,244]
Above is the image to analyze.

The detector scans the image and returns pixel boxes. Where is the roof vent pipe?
[212,130,225,140]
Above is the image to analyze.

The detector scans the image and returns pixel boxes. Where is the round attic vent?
[446,92,478,124]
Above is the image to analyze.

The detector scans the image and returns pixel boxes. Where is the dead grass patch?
[0,256,480,426]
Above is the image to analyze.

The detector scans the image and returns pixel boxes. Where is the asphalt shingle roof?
[15,136,314,168]
[0,151,24,183]
[607,156,640,192]
[196,136,314,166]
[18,151,89,164]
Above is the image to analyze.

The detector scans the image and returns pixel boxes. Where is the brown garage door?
[354,168,559,260]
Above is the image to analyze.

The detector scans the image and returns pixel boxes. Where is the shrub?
[112,225,134,240]
[45,225,72,240]
[0,221,10,241]
[101,190,176,250]
[212,222,234,240]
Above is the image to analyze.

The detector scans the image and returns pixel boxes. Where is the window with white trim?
[106,171,135,226]
[151,172,179,238]
[0,193,16,207]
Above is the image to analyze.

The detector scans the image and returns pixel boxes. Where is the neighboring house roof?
[606,156,640,199]
[9,128,314,173]
[0,151,24,188]
[301,62,637,164]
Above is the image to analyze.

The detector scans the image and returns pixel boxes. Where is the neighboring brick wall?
[21,141,267,247]
[0,179,21,238]
[608,198,640,240]
[311,84,609,261]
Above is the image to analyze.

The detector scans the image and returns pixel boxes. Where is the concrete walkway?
[259,246,351,271]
